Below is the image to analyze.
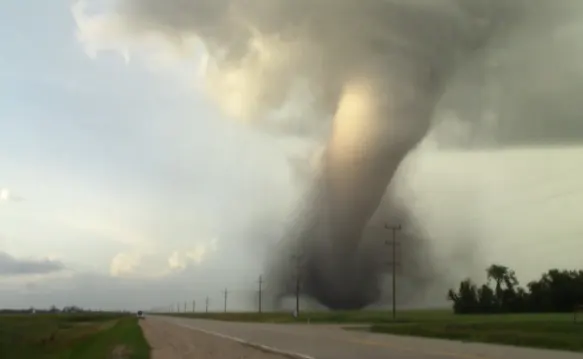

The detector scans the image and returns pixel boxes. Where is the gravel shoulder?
[139,317,290,359]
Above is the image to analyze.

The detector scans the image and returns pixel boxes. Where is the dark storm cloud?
[0,252,65,276]
[73,0,583,309]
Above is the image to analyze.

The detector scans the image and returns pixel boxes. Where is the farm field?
[0,312,150,359]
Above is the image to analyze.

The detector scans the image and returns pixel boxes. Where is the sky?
[0,0,298,311]
[1,0,583,311]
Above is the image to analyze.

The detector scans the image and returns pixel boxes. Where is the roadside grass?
[166,309,457,323]
[168,309,576,325]
[370,317,583,352]
[63,317,150,359]
[169,309,582,352]
[0,313,150,359]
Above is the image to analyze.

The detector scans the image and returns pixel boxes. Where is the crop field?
[0,312,150,359]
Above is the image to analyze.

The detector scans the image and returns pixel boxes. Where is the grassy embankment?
[0,312,150,359]
[169,309,583,352]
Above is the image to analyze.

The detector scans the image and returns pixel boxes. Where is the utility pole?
[193,300,196,313]
[385,224,402,321]
[258,275,263,313]
[223,289,228,313]
[205,296,209,313]
[184,302,187,313]
[291,253,303,317]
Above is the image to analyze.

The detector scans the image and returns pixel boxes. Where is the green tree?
[447,279,479,314]
[449,264,583,315]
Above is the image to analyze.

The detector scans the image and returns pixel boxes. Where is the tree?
[486,264,518,300]
[449,264,583,315]
[447,279,479,314]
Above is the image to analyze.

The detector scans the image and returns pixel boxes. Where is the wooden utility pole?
[385,224,402,321]
[258,275,263,313]
[192,300,196,313]
[291,254,303,317]
[205,296,209,313]
[223,289,228,313]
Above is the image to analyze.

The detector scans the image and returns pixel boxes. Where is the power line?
[385,223,402,321]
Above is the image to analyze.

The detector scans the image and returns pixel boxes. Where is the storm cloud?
[0,252,65,276]
[72,0,583,309]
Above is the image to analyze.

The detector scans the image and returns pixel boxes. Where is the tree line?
[447,264,583,314]
[0,306,107,314]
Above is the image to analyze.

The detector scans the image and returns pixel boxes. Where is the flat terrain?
[0,312,149,359]
[167,310,583,353]
[156,315,583,359]
[140,316,288,359]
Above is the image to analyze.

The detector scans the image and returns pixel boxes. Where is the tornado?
[73,0,577,309]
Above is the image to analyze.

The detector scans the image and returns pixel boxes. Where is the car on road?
[137,310,145,319]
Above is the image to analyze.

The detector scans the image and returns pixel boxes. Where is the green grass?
[62,317,150,359]
[0,313,150,359]
[166,309,456,323]
[169,309,583,352]
[371,317,583,352]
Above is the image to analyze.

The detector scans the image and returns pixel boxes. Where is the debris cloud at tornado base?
[73,0,583,310]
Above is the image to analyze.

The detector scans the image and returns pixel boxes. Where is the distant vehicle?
[136,310,145,319]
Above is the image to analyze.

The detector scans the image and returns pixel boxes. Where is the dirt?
[139,317,289,359]
[110,345,132,359]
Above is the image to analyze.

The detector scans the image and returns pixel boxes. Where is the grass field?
[369,311,583,353]
[0,312,150,359]
[168,309,583,352]
[165,309,455,323]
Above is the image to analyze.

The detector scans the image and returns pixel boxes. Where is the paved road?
[156,316,583,359]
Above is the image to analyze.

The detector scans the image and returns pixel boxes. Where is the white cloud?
[0,188,10,201]
[0,188,9,201]
[109,252,142,277]
[71,0,131,64]
[0,188,23,203]
[168,238,219,272]
[110,238,219,278]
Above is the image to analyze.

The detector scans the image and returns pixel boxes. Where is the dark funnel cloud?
[74,0,583,310]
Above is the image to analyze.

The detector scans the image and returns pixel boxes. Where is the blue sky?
[0,0,298,309]
[1,0,583,311]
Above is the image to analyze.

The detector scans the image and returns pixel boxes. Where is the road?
[156,316,583,359]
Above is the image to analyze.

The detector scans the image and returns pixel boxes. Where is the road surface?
[140,318,285,359]
[155,315,583,359]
